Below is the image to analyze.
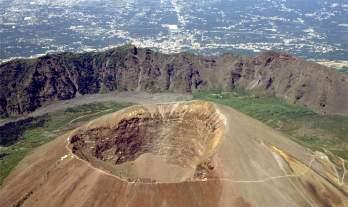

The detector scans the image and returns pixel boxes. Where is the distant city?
[0,0,348,69]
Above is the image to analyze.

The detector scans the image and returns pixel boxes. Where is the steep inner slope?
[1,46,348,117]
[69,101,225,183]
[0,101,347,207]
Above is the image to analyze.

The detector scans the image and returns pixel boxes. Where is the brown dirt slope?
[0,101,347,207]
[0,46,347,117]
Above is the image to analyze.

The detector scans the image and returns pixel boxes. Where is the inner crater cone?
[69,101,226,183]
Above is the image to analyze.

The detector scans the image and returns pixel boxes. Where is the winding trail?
[1,101,347,207]
[64,131,319,185]
[68,109,113,125]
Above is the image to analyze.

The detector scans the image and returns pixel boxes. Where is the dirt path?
[0,92,192,126]
[1,101,347,207]
[64,132,319,185]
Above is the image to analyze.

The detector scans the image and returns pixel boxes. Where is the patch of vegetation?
[339,66,348,73]
[0,102,131,186]
[117,43,135,52]
[194,90,348,161]
[0,117,48,146]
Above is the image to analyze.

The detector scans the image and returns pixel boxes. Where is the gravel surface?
[0,92,192,126]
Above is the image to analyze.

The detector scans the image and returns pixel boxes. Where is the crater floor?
[0,100,347,207]
[69,101,225,183]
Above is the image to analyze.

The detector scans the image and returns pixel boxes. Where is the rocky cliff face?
[1,46,348,117]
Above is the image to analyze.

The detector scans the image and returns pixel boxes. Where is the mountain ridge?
[1,45,348,117]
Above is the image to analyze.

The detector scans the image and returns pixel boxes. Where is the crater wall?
[69,101,226,183]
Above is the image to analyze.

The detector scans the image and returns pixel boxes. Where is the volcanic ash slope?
[0,101,347,207]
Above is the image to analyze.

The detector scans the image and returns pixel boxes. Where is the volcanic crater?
[69,101,226,183]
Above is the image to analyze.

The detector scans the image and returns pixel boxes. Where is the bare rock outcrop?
[1,46,347,116]
[0,101,347,207]
[70,101,225,183]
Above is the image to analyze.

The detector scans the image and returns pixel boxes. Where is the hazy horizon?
[1,0,347,62]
